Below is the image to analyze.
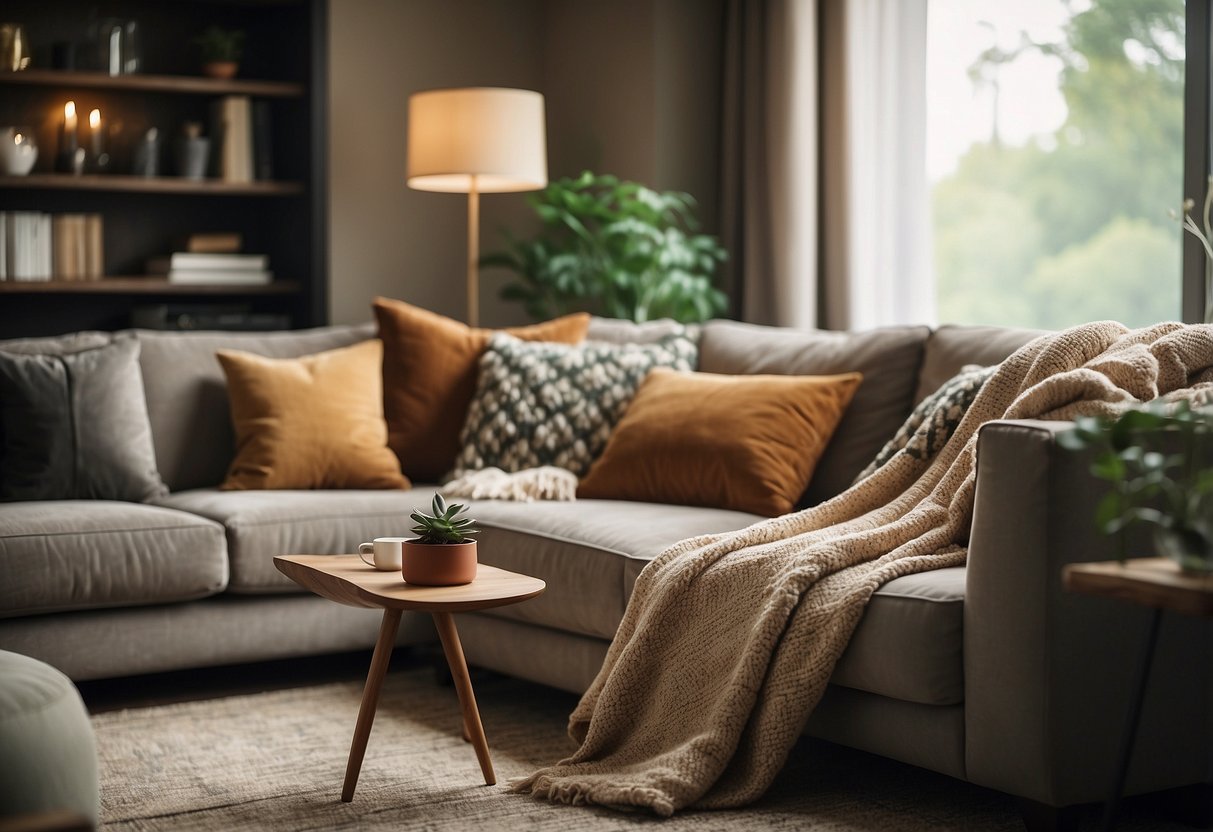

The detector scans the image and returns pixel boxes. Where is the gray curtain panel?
[0,336,168,502]
[719,0,823,328]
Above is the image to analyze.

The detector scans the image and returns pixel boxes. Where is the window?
[927,0,1186,329]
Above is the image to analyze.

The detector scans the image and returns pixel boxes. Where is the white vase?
[0,127,37,176]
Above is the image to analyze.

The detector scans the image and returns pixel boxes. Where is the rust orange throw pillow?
[217,339,408,490]
[578,369,862,516]
[373,298,590,482]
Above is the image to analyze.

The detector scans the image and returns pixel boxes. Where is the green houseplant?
[481,171,728,323]
[194,26,246,79]
[1059,401,1213,572]
[403,494,480,585]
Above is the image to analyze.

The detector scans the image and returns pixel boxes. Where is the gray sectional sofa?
[0,317,1208,825]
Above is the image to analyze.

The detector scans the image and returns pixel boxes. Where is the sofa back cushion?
[135,324,374,492]
[699,320,930,506]
[0,332,112,355]
[914,324,1045,404]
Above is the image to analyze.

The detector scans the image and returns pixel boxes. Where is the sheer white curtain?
[822,0,934,330]
[722,0,933,330]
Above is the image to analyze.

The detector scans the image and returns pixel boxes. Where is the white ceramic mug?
[358,537,406,571]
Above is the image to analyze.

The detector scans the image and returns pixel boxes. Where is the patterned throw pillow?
[854,363,997,482]
[453,331,699,477]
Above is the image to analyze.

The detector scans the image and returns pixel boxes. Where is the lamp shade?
[407,87,547,193]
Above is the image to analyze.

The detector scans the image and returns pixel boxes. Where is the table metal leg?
[432,611,496,785]
[341,607,402,802]
[1101,607,1163,832]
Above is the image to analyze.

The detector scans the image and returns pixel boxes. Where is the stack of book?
[1,211,103,281]
[146,252,272,285]
[211,96,274,183]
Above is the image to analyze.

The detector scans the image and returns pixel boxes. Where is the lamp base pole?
[467,177,480,328]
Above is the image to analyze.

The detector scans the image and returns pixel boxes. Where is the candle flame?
[65,101,76,119]
[13,133,23,144]
[89,109,100,128]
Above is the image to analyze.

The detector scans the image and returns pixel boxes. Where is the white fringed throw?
[512,322,1213,815]
[444,466,578,502]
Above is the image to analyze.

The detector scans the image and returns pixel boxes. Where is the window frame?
[1184,0,1212,323]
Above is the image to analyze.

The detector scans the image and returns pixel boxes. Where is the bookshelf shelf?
[0,175,304,196]
[0,69,305,98]
[0,278,301,295]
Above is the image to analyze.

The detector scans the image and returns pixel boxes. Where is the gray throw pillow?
[0,336,168,502]
[854,363,998,483]
[453,331,699,478]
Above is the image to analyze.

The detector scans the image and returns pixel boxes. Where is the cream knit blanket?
[512,321,1213,815]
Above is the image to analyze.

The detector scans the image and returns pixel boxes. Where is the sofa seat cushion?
[0,502,227,618]
[469,499,764,640]
[155,487,441,593]
[832,566,965,706]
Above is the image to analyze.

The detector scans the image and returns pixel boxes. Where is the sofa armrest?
[964,419,1212,807]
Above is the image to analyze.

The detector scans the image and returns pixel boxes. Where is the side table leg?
[342,607,402,802]
[432,611,496,785]
[1101,607,1163,832]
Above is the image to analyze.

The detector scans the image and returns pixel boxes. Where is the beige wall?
[329,0,545,327]
[328,0,724,327]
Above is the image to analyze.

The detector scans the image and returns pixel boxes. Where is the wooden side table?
[1062,557,1213,831]
[274,555,545,802]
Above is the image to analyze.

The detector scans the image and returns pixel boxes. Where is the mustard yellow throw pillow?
[578,369,862,516]
[373,298,590,482]
[217,339,408,490]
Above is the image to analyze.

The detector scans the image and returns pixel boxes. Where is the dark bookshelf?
[0,0,327,337]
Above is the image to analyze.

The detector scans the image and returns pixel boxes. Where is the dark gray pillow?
[0,336,168,502]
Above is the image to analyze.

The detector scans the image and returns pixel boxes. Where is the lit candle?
[89,109,102,156]
[57,100,80,173]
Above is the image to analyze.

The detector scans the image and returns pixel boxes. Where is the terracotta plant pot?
[401,540,478,586]
[203,61,238,80]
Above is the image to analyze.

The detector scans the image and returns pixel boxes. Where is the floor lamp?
[406,87,548,328]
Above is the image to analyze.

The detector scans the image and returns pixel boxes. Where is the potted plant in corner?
[194,26,246,79]
[481,171,729,324]
[1060,400,1213,573]
[404,494,480,586]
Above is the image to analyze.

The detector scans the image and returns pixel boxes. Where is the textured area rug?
[92,666,1188,831]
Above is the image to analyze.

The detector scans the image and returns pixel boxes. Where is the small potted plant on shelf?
[1060,400,1213,573]
[194,25,246,80]
[404,494,480,586]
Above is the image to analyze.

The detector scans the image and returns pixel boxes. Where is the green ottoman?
[0,651,99,826]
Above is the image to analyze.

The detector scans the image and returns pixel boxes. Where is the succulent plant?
[409,494,479,545]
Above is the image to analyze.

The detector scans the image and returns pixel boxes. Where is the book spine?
[167,253,268,271]
[166,270,272,285]
[236,96,252,183]
[85,214,103,280]
[52,215,70,280]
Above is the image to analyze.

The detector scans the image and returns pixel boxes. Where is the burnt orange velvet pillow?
[577,369,862,516]
[217,339,408,490]
[373,298,590,482]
